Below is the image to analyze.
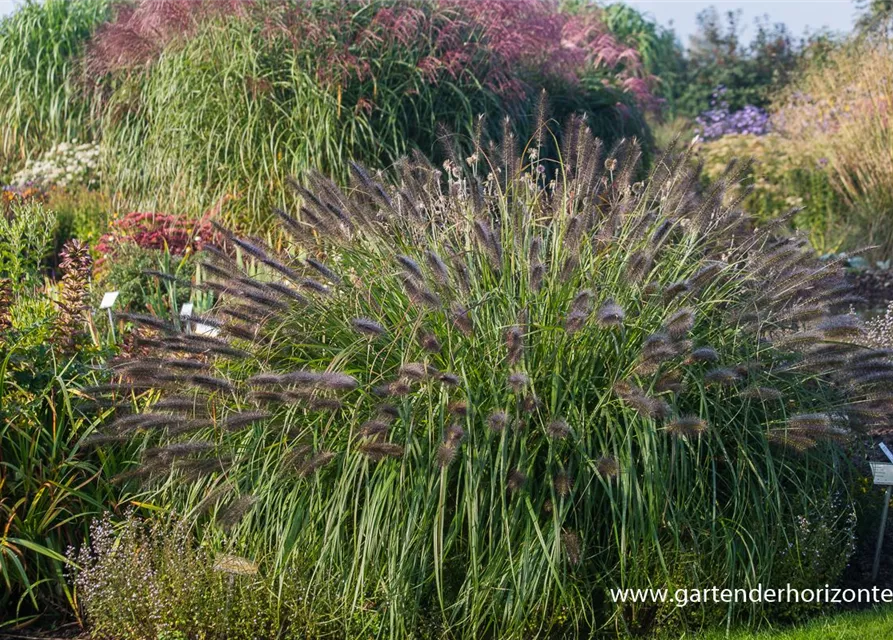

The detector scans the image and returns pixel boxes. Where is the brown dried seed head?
[817,314,862,338]
[445,423,465,443]
[318,372,359,391]
[666,416,708,438]
[506,325,524,364]
[352,317,386,337]
[360,420,390,438]
[530,262,545,291]
[507,469,527,493]
[418,331,442,353]
[436,442,458,467]
[553,471,573,498]
[399,362,428,380]
[689,346,719,363]
[451,303,474,336]
[597,299,625,328]
[522,394,541,412]
[740,386,784,401]
[704,367,740,386]
[507,372,529,392]
[448,401,468,416]
[439,372,461,386]
[787,413,832,431]
[358,441,404,461]
[488,410,509,432]
[665,307,696,339]
[562,531,582,565]
[564,310,588,334]
[547,418,571,439]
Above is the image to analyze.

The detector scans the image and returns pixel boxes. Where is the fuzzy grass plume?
[93,119,889,636]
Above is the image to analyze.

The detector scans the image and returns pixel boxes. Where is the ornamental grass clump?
[89,0,652,228]
[772,38,893,258]
[0,0,110,167]
[90,119,891,636]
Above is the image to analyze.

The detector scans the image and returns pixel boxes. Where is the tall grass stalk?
[0,0,109,170]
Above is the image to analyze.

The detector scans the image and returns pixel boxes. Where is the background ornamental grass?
[0,0,655,231]
[78,119,891,638]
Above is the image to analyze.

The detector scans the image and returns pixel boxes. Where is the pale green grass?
[696,607,893,639]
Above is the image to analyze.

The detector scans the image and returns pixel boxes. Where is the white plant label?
[870,462,893,486]
[195,323,220,337]
[880,442,893,465]
[179,302,194,318]
[99,291,119,309]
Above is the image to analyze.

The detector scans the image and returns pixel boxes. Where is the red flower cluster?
[96,211,216,259]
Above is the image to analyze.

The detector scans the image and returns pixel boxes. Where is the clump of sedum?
[91,118,891,637]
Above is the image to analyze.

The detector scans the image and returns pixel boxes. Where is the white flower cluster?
[11,140,101,189]
[866,302,893,349]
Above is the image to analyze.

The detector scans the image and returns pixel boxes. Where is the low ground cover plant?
[82,120,892,637]
[74,515,307,640]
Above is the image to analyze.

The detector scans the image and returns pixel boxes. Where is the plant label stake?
[870,442,893,581]
[99,291,119,341]
[179,302,194,333]
[195,322,220,338]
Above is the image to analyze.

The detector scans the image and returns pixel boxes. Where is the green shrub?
[696,134,846,254]
[89,122,887,637]
[0,200,56,292]
[669,8,820,118]
[98,244,198,317]
[0,204,129,626]
[3,138,109,250]
[49,185,112,248]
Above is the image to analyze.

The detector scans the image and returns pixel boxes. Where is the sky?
[0,0,861,42]
[625,1,859,45]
